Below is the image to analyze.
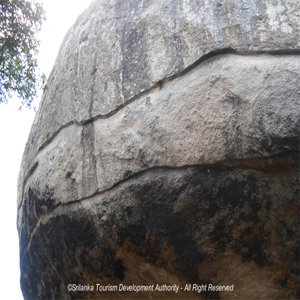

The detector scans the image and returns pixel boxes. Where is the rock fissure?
[34,49,300,149]
[20,161,38,207]
[20,49,300,199]
[20,150,298,259]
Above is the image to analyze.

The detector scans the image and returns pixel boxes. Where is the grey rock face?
[18,0,299,299]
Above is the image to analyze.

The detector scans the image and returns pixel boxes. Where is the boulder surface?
[18,0,299,299]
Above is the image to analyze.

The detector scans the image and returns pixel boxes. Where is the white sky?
[0,1,94,299]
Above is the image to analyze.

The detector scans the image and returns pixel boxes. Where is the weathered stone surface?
[18,0,299,299]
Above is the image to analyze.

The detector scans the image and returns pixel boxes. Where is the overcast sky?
[0,1,94,299]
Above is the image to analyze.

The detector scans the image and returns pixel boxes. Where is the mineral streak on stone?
[18,0,299,299]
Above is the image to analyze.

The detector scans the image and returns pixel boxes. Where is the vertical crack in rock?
[171,0,184,72]
[114,1,125,104]
[89,19,100,117]
[73,42,80,119]
[81,121,99,197]
[116,0,151,102]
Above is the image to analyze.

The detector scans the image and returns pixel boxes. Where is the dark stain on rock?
[20,152,299,299]
[101,155,299,292]
[19,186,55,253]
[275,276,288,288]
[21,205,125,300]
[65,171,72,178]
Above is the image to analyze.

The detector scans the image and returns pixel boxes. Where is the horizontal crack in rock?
[20,150,299,259]
[20,49,300,201]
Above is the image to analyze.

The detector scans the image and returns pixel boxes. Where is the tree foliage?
[0,0,45,108]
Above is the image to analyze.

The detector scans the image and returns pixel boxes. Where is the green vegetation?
[0,0,45,108]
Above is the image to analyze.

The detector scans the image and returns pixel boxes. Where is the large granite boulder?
[18,0,299,299]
